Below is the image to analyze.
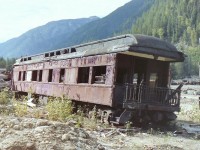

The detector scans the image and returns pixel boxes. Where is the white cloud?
[0,0,131,42]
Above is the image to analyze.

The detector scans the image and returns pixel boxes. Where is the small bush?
[178,104,200,123]
[14,100,28,117]
[46,96,73,121]
[0,88,11,105]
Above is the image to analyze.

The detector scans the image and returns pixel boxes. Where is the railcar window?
[45,53,49,57]
[38,70,43,82]
[92,66,106,84]
[63,49,69,54]
[48,69,53,82]
[22,71,26,81]
[32,70,37,81]
[71,48,76,53]
[50,52,54,56]
[59,69,65,83]
[56,51,61,55]
[149,73,158,88]
[18,71,21,81]
[78,67,89,83]
[116,68,128,84]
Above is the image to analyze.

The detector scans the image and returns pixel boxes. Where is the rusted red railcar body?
[12,34,185,123]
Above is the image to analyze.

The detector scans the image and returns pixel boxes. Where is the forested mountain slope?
[130,0,200,77]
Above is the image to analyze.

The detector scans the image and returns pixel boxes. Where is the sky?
[0,0,131,43]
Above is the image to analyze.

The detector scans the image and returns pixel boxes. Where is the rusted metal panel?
[26,71,32,82]
[105,65,115,85]
[14,82,113,106]
[42,70,49,82]
[52,69,60,82]
[65,68,78,84]
[13,71,19,82]
[22,54,116,70]
[27,63,43,70]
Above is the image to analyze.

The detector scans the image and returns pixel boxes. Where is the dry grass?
[0,88,11,105]
[45,96,73,121]
[178,99,200,123]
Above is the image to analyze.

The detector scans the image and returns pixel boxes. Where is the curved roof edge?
[15,34,185,65]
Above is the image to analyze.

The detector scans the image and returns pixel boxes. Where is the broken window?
[59,69,65,83]
[22,71,26,81]
[56,51,61,55]
[92,66,106,84]
[48,69,53,82]
[32,70,37,81]
[63,49,69,54]
[133,73,138,85]
[149,73,158,88]
[78,67,89,83]
[38,70,43,82]
[71,48,76,53]
[45,53,49,57]
[116,68,128,84]
[18,71,21,81]
[50,52,54,57]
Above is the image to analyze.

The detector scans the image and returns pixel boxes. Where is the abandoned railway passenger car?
[12,34,184,124]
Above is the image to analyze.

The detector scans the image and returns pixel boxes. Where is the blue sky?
[0,0,131,42]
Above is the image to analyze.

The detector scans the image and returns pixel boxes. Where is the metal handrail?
[124,84,181,107]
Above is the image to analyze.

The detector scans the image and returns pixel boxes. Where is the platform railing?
[124,84,181,107]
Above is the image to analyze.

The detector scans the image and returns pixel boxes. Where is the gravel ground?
[0,109,199,150]
[0,85,200,150]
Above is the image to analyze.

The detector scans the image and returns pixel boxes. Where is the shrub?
[46,96,73,121]
[14,100,28,117]
[0,88,11,105]
[178,104,200,123]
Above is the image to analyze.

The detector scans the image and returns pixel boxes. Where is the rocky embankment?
[0,114,200,150]
[0,116,101,150]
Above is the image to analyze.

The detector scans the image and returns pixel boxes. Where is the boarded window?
[18,71,21,81]
[38,70,43,82]
[48,69,53,82]
[32,70,37,81]
[59,69,65,83]
[78,67,89,83]
[22,71,26,81]
[92,66,106,84]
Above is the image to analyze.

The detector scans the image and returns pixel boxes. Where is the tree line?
[128,0,200,78]
[0,57,16,71]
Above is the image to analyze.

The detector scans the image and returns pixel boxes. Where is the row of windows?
[20,48,77,62]
[17,66,107,84]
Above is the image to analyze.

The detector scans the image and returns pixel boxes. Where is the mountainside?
[0,17,99,57]
[131,0,200,46]
[130,0,200,77]
[0,0,155,58]
[61,0,155,47]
